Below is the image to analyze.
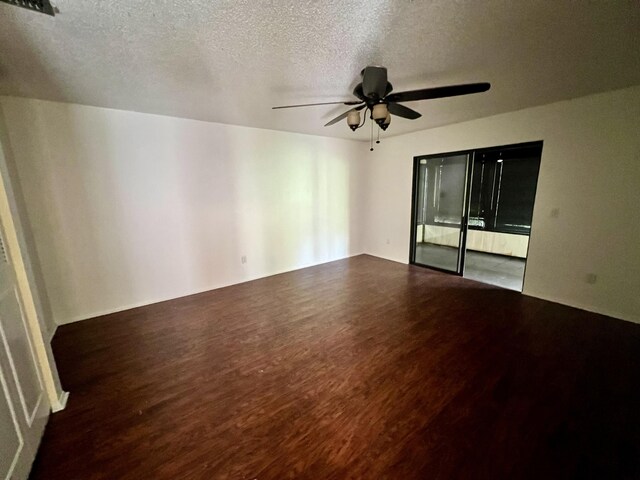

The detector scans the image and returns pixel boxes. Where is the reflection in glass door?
[411,153,470,273]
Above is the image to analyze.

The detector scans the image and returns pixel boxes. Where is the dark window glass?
[468,160,496,230]
[494,156,540,233]
[469,145,541,235]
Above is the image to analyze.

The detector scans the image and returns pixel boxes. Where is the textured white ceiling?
[1,0,639,140]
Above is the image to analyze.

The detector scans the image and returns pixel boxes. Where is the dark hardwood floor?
[31,255,640,479]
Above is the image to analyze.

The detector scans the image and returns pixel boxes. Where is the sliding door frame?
[409,149,475,276]
[458,151,476,275]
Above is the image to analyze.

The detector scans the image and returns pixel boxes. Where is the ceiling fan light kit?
[272,66,490,150]
[381,113,391,131]
[347,110,361,131]
[372,104,389,125]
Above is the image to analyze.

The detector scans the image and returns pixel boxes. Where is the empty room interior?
[0,1,639,479]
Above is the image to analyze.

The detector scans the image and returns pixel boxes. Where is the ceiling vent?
[0,0,55,16]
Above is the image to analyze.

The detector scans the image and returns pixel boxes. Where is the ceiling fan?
[273,66,490,149]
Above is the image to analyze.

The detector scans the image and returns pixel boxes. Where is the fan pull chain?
[370,115,374,151]
[376,126,380,144]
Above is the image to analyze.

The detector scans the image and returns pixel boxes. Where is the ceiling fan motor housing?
[361,66,389,99]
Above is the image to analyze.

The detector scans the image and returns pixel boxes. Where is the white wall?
[365,86,640,323]
[0,97,365,324]
[3,86,639,327]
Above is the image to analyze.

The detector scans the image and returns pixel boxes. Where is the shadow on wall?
[226,127,354,282]
[1,99,362,325]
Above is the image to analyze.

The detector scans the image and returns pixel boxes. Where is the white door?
[0,225,48,480]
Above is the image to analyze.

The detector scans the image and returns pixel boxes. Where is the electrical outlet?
[585,273,597,284]
[241,256,247,264]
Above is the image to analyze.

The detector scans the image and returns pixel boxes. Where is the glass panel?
[413,154,468,272]
[468,158,494,230]
[468,145,541,236]
[494,156,540,233]
[463,142,542,291]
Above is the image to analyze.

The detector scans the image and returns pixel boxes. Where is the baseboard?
[51,391,69,413]
[521,291,639,325]
[59,251,367,325]
[51,250,637,329]
[363,251,409,266]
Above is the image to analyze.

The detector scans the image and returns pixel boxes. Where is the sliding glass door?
[410,153,471,274]
[410,142,543,289]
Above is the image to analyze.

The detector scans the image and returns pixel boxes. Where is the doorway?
[410,142,542,291]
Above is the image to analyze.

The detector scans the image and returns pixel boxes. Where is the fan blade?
[362,66,388,99]
[273,100,363,109]
[387,102,421,120]
[385,82,490,103]
[324,105,366,127]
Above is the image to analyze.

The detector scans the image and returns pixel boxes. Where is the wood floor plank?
[30,255,640,479]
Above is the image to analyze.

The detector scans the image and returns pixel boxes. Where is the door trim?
[0,359,25,480]
[0,304,44,426]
